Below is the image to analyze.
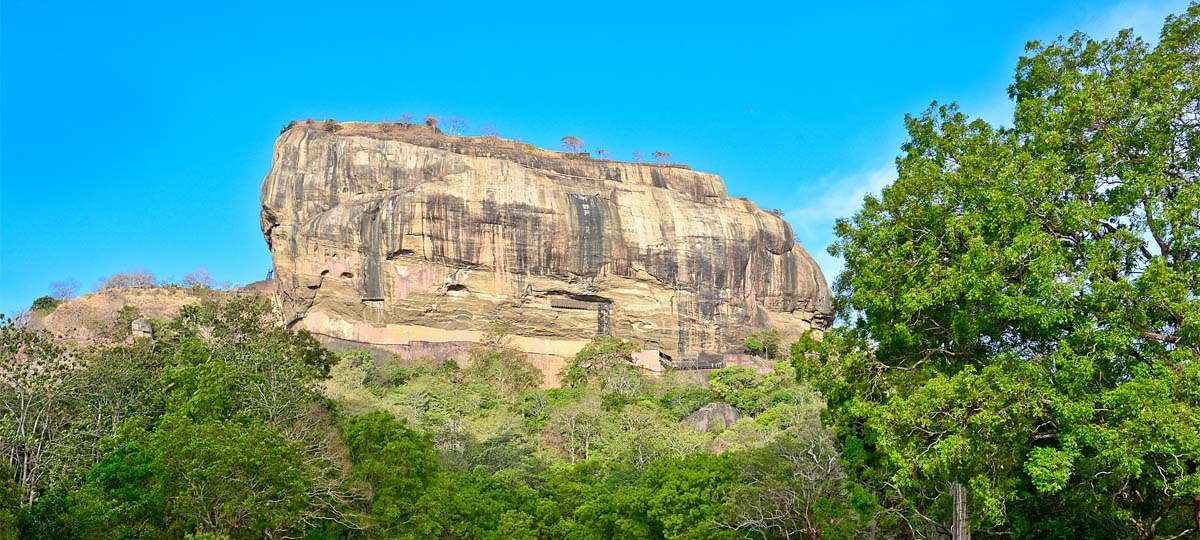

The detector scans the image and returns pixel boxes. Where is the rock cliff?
[261,122,831,379]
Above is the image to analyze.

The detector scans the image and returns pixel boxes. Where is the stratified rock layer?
[261,122,831,377]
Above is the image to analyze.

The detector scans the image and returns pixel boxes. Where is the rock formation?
[686,403,743,433]
[261,122,832,381]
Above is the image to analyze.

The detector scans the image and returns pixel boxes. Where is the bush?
[31,296,59,313]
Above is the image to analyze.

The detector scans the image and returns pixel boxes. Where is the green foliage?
[708,366,770,415]
[466,343,543,402]
[743,329,782,359]
[30,295,58,312]
[344,411,440,535]
[818,5,1200,537]
[0,463,18,540]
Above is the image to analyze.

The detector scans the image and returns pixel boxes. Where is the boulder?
[686,402,742,433]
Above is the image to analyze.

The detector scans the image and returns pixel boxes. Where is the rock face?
[261,122,832,380]
[686,403,743,433]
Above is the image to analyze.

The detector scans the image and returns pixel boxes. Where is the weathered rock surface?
[261,122,832,380]
[686,403,742,433]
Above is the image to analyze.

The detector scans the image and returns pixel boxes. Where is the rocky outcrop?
[686,403,742,433]
[261,122,832,380]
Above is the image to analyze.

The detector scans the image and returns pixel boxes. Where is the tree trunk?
[950,481,970,540]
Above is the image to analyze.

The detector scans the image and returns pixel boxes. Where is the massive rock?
[261,122,831,381]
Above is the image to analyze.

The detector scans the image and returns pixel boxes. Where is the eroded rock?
[261,122,832,380]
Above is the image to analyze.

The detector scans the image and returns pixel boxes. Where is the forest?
[2,4,1198,540]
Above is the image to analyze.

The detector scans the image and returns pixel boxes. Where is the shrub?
[31,296,59,313]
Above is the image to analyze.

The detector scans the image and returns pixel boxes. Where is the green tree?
[822,6,1200,538]
[709,366,770,415]
[744,330,782,359]
[343,411,440,535]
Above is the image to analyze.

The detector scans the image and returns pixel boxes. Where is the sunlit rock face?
[261,122,832,381]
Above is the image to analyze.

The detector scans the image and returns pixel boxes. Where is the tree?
[632,150,644,162]
[425,114,439,130]
[727,426,859,540]
[744,330,782,359]
[398,112,413,126]
[180,268,214,289]
[822,7,1200,538]
[50,280,79,301]
[561,136,586,153]
[96,270,156,291]
[465,343,543,402]
[343,411,440,534]
[478,125,500,138]
[709,366,770,416]
[0,323,74,505]
[596,148,609,159]
[651,151,672,163]
[29,296,58,313]
[445,115,468,136]
[150,416,312,537]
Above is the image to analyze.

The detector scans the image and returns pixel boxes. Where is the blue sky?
[0,0,1191,314]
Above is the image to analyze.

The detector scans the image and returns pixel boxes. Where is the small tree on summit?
[50,280,79,301]
[398,113,413,127]
[652,151,672,163]
[424,114,439,130]
[632,150,644,162]
[445,116,468,136]
[561,136,585,154]
[595,148,609,159]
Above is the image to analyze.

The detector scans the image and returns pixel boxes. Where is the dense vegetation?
[1,297,849,540]
[3,5,1198,539]
[799,5,1200,539]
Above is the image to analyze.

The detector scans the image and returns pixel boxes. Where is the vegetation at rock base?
[2,297,839,539]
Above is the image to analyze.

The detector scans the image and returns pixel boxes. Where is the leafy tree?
[651,151,672,163]
[29,296,58,313]
[343,411,440,535]
[0,323,73,504]
[709,366,770,415]
[822,6,1200,538]
[727,426,858,540]
[425,114,439,130]
[561,136,586,153]
[563,336,641,388]
[151,416,312,538]
[744,330,782,359]
[465,343,543,402]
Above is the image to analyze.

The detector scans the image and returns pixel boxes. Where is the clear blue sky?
[0,0,1190,315]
